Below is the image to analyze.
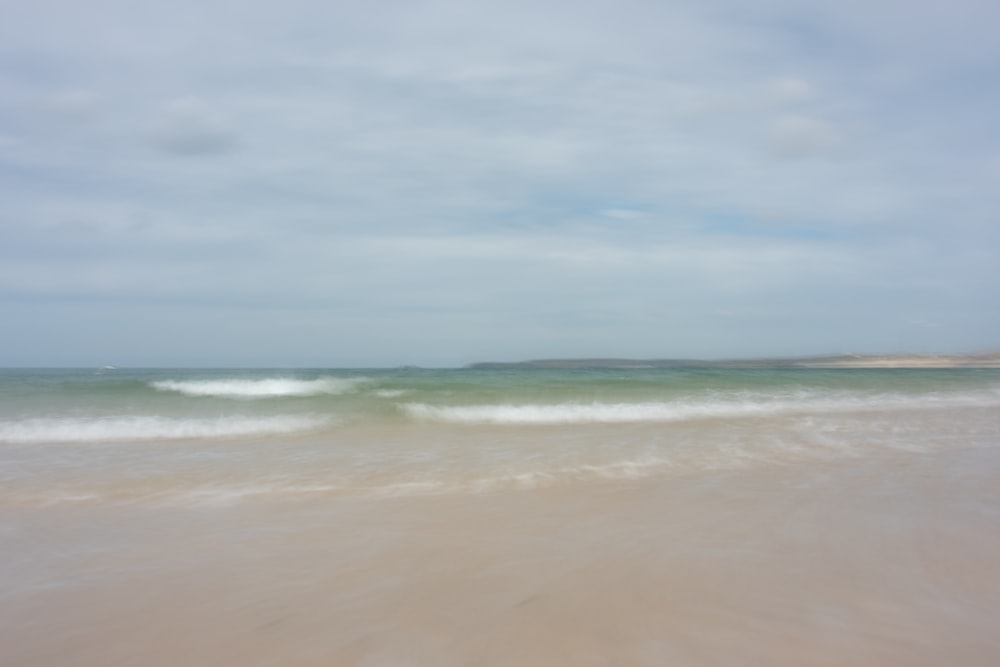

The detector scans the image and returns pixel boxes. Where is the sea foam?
[151,376,367,399]
[401,390,1000,425]
[0,415,330,444]
[403,401,785,424]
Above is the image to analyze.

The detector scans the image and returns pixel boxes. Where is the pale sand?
[795,353,1000,368]
[4,444,1000,666]
[471,353,1000,369]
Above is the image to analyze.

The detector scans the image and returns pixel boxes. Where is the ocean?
[3,366,1000,665]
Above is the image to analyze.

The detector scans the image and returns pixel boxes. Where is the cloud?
[769,78,815,103]
[41,90,103,120]
[764,115,843,158]
[146,98,238,155]
[0,0,998,364]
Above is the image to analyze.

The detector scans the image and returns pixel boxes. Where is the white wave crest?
[151,377,367,399]
[403,401,778,424]
[0,415,330,444]
[402,391,1000,425]
[373,389,408,398]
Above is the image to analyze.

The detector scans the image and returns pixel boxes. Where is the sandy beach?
[3,367,1000,665]
[469,353,1000,370]
[5,443,1000,666]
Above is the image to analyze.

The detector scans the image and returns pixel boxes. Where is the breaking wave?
[0,415,331,444]
[402,390,1000,425]
[151,377,368,399]
[404,401,786,424]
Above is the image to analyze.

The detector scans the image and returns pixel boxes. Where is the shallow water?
[2,368,1000,665]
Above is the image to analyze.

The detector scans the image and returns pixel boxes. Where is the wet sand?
[4,443,1000,666]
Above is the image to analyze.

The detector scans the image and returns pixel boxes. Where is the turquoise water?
[2,366,998,433]
[2,367,998,505]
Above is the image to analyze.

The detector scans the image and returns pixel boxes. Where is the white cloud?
[146,98,238,155]
[600,209,644,220]
[764,116,843,158]
[769,78,815,103]
[0,0,998,364]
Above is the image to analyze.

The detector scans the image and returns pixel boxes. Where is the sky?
[1,0,999,367]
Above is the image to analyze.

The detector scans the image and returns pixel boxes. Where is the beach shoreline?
[4,366,1000,665]
[468,352,1000,369]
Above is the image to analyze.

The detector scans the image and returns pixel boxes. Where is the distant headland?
[467,353,1000,370]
